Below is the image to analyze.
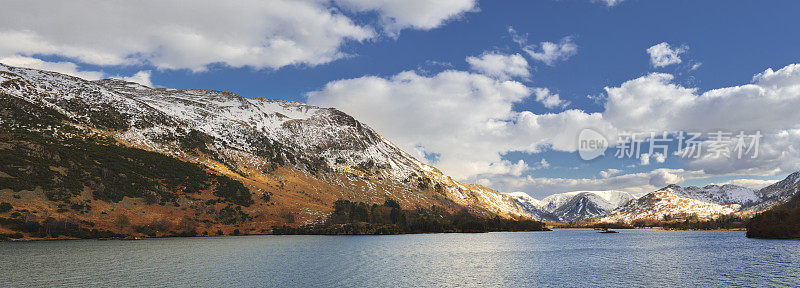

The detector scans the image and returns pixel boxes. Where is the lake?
[1,229,798,287]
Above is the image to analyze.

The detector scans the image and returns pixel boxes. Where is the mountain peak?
[0,63,542,225]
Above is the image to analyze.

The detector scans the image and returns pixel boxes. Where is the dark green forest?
[747,193,800,239]
[272,199,550,235]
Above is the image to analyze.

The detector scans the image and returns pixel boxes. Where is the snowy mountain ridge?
[507,190,635,222]
[601,178,799,223]
[0,63,538,221]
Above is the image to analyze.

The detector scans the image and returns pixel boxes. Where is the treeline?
[0,216,126,240]
[558,214,748,230]
[747,193,800,239]
[272,199,550,235]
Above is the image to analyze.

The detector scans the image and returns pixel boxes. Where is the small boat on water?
[598,228,619,234]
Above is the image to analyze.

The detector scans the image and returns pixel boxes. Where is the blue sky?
[143,0,798,104]
[3,0,800,198]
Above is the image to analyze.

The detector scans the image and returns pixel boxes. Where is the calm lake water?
[1,229,798,287]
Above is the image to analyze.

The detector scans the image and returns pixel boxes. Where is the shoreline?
[0,228,554,242]
[0,227,764,242]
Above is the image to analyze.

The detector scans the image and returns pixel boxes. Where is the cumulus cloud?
[466,52,530,80]
[0,0,474,71]
[335,0,477,34]
[523,37,578,66]
[485,168,702,198]
[0,55,152,86]
[509,27,577,66]
[602,63,800,177]
[603,66,800,134]
[0,55,104,80]
[638,152,666,166]
[647,42,687,68]
[648,169,685,187]
[680,129,800,176]
[533,88,570,109]
[310,59,800,196]
[117,70,153,87]
[599,169,622,178]
[307,68,614,179]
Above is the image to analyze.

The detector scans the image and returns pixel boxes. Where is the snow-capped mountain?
[0,63,536,222]
[600,179,798,223]
[506,192,558,221]
[663,184,759,206]
[743,171,800,213]
[507,191,635,222]
[600,189,741,223]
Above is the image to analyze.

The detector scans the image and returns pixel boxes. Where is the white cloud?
[523,37,578,66]
[680,129,800,176]
[509,28,577,66]
[637,152,666,166]
[0,55,151,86]
[648,169,684,187]
[310,51,800,194]
[639,153,650,165]
[307,68,614,179]
[0,55,104,80]
[710,179,778,190]
[535,159,550,169]
[533,88,570,109]
[592,0,625,7]
[335,0,477,34]
[0,1,474,71]
[466,52,530,80]
[604,64,800,134]
[647,42,687,68]
[599,169,622,178]
[117,70,152,87]
[652,152,666,164]
[602,63,800,176]
[486,168,703,199]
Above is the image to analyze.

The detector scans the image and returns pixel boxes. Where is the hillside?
[599,178,799,224]
[746,177,800,239]
[0,64,538,239]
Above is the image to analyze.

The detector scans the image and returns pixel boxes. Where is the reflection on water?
[1,229,798,287]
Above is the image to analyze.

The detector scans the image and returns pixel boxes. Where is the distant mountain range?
[508,173,800,223]
[1,63,799,237]
[508,191,635,222]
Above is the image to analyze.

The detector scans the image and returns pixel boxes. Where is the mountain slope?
[600,189,741,223]
[552,193,617,222]
[744,172,800,213]
[506,192,558,221]
[544,191,634,221]
[747,188,800,238]
[665,184,759,206]
[0,64,538,237]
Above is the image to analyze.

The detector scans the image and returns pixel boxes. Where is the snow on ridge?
[506,192,543,208]
[539,190,634,213]
[601,190,740,223]
[659,184,759,206]
[0,63,540,220]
